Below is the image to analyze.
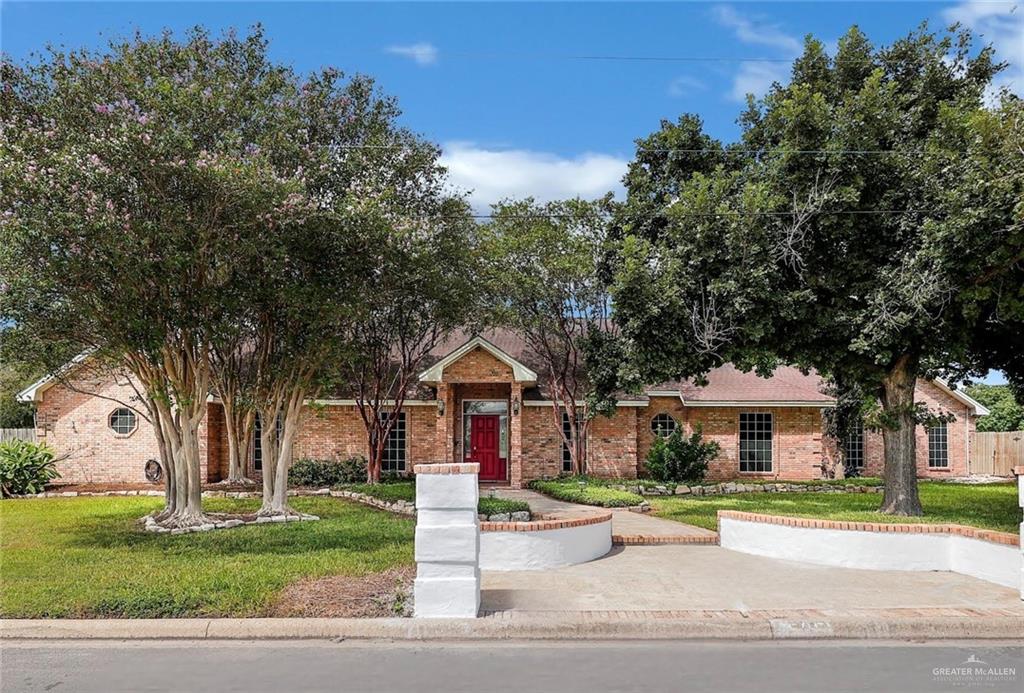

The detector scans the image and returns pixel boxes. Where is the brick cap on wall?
[413,462,480,475]
[717,510,1020,547]
[481,512,612,533]
[1013,465,1024,477]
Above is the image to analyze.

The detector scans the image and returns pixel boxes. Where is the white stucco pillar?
[1015,466,1024,600]
[413,462,480,618]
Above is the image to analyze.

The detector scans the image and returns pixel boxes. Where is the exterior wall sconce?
[437,399,446,416]
[511,397,521,416]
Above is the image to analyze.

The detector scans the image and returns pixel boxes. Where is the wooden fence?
[970,431,1024,476]
[0,428,37,443]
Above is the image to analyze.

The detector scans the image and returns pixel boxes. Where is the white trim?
[310,399,438,406]
[933,378,991,416]
[16,352,93,402]
[644,390,681,397]
[682,399,836,408]
[418,335,538,384]
[522,400,649,407]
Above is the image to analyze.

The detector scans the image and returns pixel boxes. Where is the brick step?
[612,534,719,546]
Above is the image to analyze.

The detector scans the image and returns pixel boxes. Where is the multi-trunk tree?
[484,197,616,475]
[605,25,1022,515]
[0,28,420,524]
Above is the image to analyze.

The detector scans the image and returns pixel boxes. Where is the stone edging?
[142,512,320,534]
[611,482,883,497]
[717,510,1020,547]
[480,512,612,533]
[413,463,480,474]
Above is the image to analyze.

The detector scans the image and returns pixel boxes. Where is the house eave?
[418,335,539,385]
[933,378,991,416]
[16,352,93,403]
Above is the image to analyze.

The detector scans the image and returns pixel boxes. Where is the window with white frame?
[561,411,583,473]
[252,413,282,472]
[739,412,773,473]
[109,408,137,435]
[844,423,864,469]
[380,411,407,473]
[927,422,948,468]
[650,413,677,438]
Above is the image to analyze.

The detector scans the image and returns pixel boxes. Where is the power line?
[466,209,973,220]
[336,144,947,155]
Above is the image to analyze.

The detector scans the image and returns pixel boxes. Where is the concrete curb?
[4,616,1023,641]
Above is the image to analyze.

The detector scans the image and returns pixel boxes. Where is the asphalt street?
[2,639,1022,693]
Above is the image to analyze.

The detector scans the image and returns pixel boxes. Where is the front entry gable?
[419,335,538,385]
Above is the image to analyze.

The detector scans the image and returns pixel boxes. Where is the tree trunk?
[879,354,923,516]
[222,399,255,484]
[258,403,279,515]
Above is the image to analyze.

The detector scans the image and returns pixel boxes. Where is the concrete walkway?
[488,488,717,543]
[480,544,1024,615]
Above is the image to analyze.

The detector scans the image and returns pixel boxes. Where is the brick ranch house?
[18,330,989,487]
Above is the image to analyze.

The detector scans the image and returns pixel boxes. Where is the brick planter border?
[717,510,1019,547]
[481,512,611,533]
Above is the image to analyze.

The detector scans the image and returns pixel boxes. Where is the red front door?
[470,415,505,481]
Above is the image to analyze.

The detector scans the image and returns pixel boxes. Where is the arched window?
[109,408,137,435]
[650,413,677,438]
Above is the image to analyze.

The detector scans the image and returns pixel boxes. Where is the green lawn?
[649,481,1021,533]
[344,481,530,516]
[0,496,414,618]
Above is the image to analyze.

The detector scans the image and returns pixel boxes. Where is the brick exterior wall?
[33,371,211,484]
[859,380,975,478]
[33,355,980,485]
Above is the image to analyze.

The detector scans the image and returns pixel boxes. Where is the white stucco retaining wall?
[480,514,613,571]
[719,514,1020,591]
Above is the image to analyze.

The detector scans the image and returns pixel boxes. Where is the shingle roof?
[421,329,833,404]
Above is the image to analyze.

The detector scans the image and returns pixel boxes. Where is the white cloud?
[439,142,627,213]
[385,42,438,66]
[711,4,802,101]
[711,5,802,54]
[668,75,708,97]
[729,61,789,102]
[942,1,1023,96]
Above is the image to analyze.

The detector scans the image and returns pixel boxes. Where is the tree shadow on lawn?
[60,498,415,558]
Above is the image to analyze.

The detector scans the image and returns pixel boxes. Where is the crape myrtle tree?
[0,28,375,525]
[607,25,1022,515]
[484,197,616,475]
[337,195,481,485]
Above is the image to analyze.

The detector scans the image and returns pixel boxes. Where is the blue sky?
[2,1,1018,382]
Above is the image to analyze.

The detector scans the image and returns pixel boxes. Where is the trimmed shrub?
[289,456,367,487]
[645,426,719,483]
[0,440,60,497]
[528,478,644,507]
[478,497,530,516]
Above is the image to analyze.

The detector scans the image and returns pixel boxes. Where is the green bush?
[0,440,60,497]
[478,497,530,516]
[644,426,719,483]
[529,478,644,507]
[345,480,416,503]
[289,456,367,487]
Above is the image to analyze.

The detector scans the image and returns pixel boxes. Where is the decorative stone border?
[142,512,319,534]
[609,482,883,497]
[718,510,1021,591]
